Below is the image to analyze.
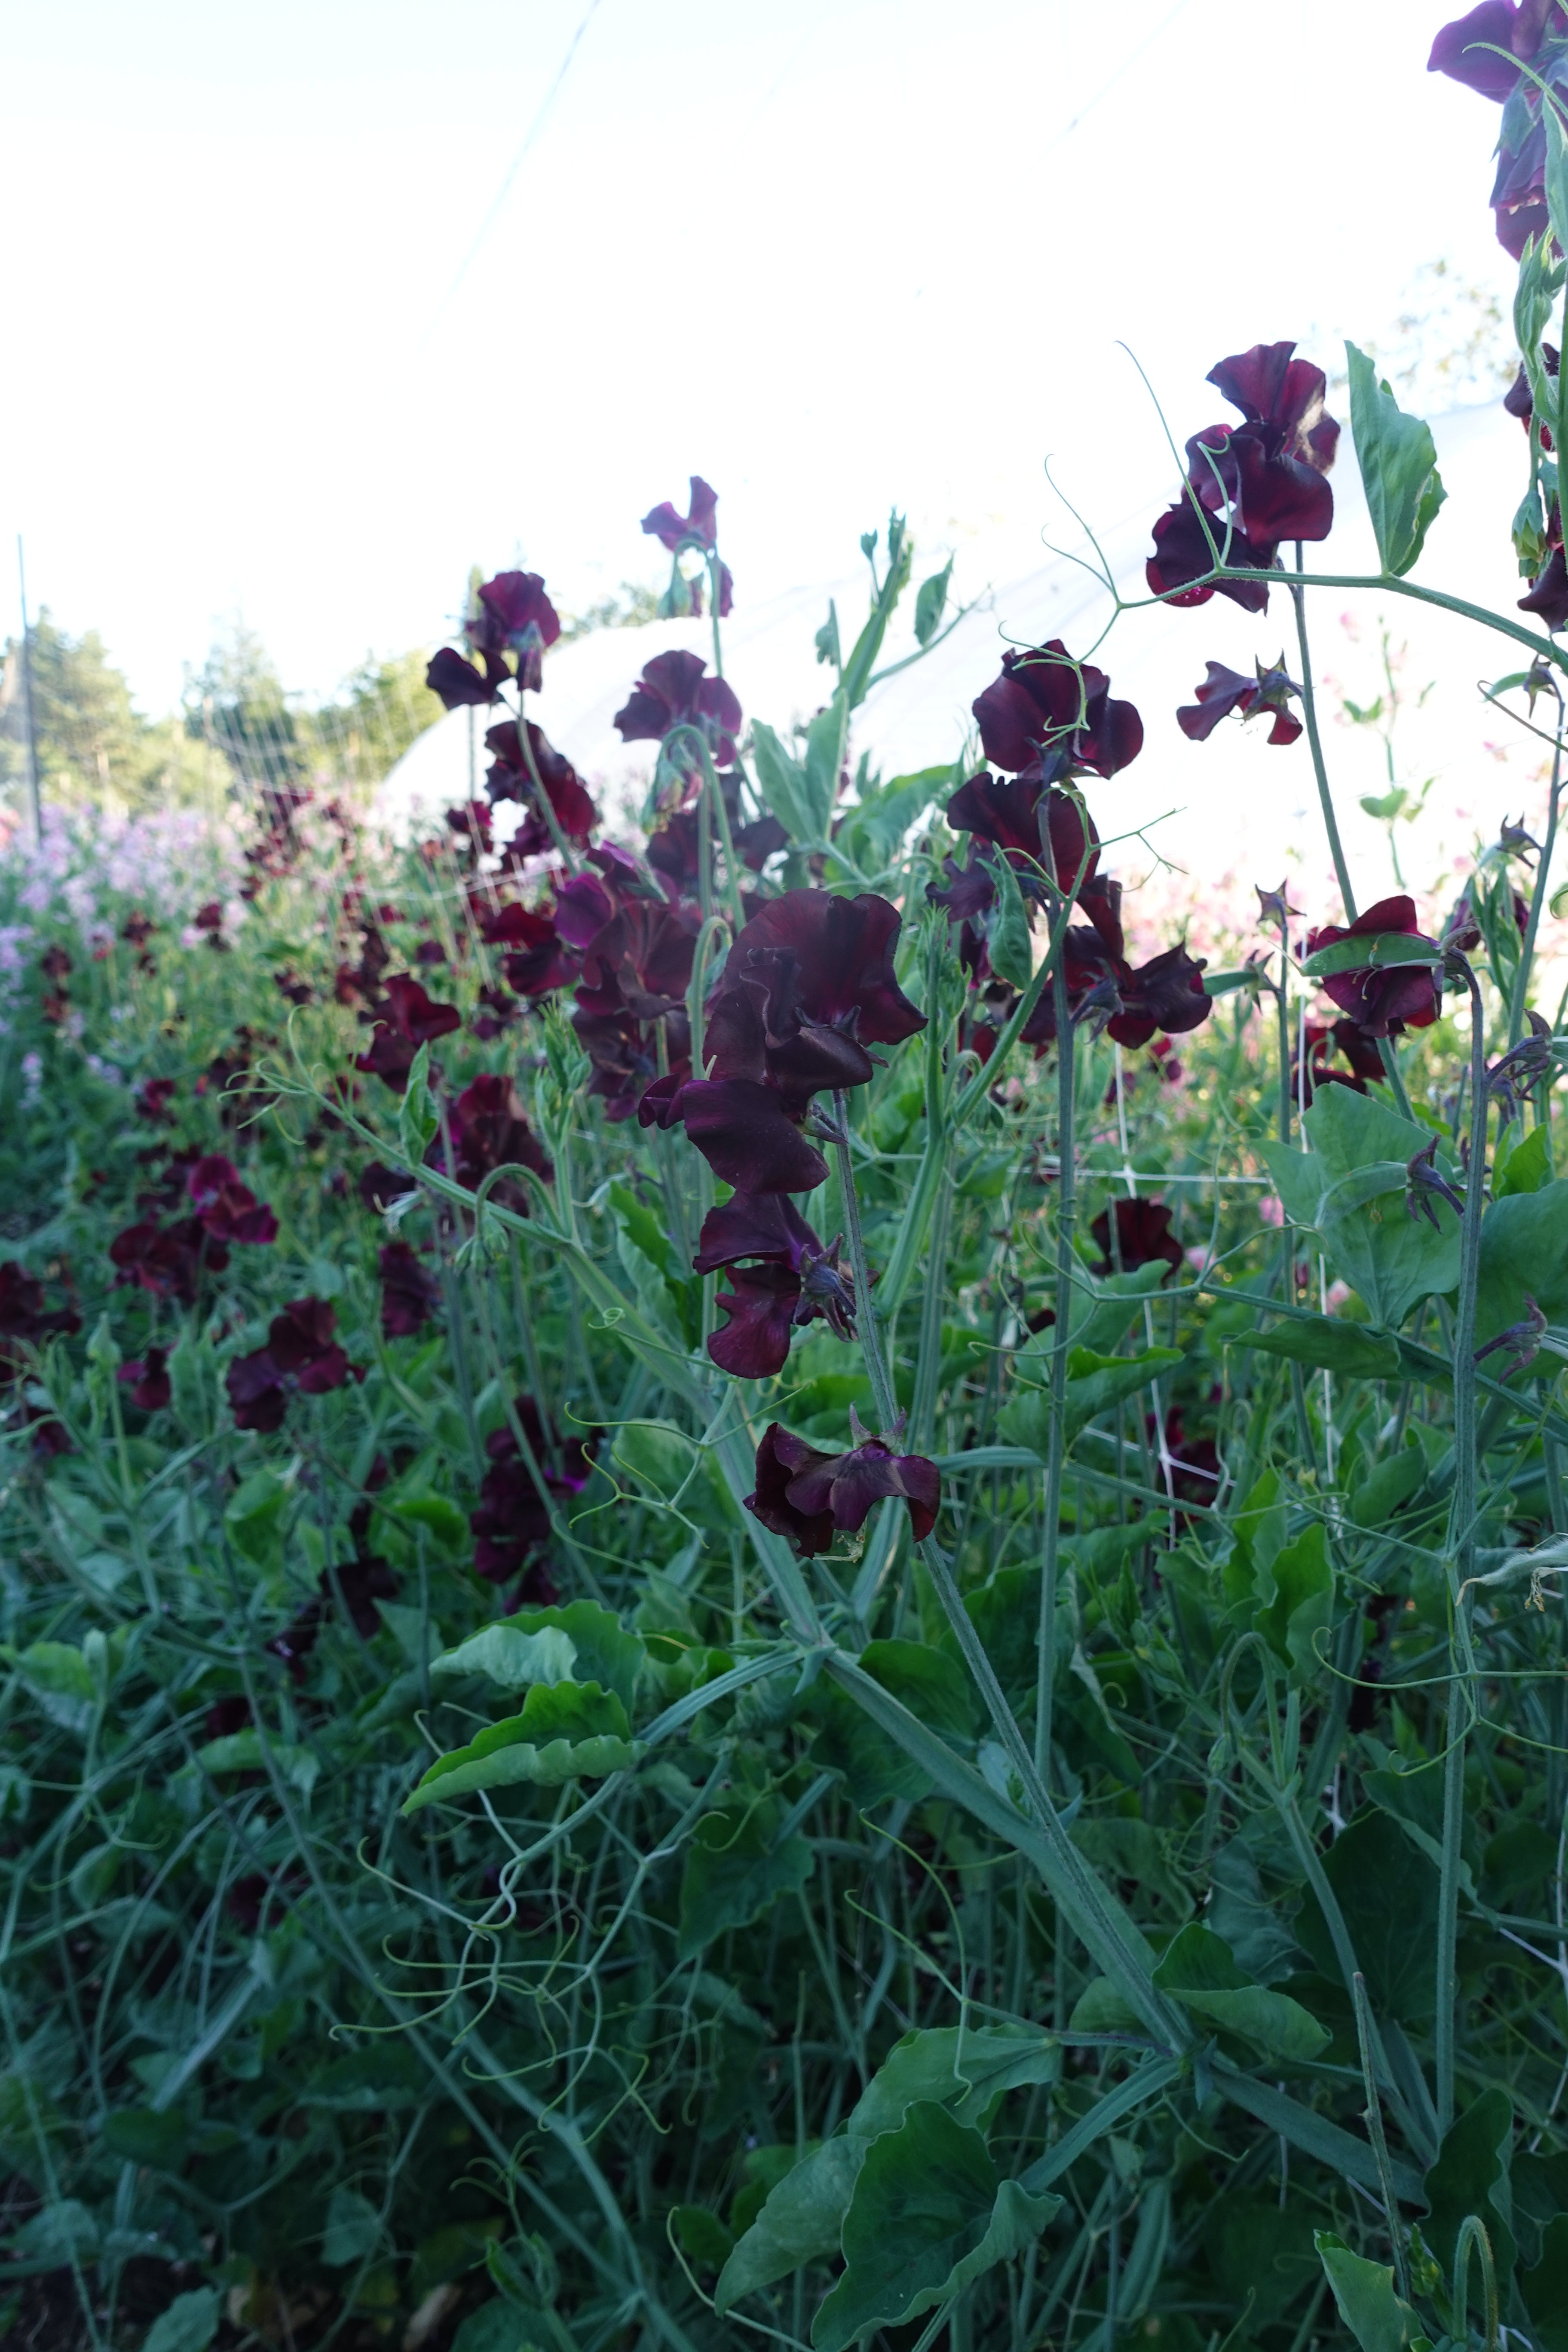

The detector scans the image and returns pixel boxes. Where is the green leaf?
[812,2101,1058,2352]
[102,2106,188,2171]
[983,852,1034,991]
[392,1491,470,1556]
[815,601,842,673]
[1235,1317,1402,1381]
[848,2027,1057,2138]
[1346,343,1447,577]
[1314,2232,1421,2352]
[433,1624,578,1691]
[5,1642,96,1734]
[716,2137,867,2312]
[1061,1345,1183,1444]
[677,1797,813,1958]
[804,692,850,831]
[452,2304,543,2352]
[671,2205,733,2270]
[860,1640,977,1746]
[914,558,953,647]
[1153,1924,1329,2063]
[1496,1121,1553,1198]
[224,1469,287,1568]
[1066,1977,1144,2034]
[322,2185,382,2266]
[1298,931,1440,981]
[1262,1087,1461,1326]
[835,766,951,876]
[403,1681,638,1814]
[398,1041,440,1161]
[841,516,912,707]
[1255,1521,1334,1680]
[1422,2087,1516,2282]
[1523,2212,1568,2351]
[1297,1812,1439,2023]
[752,721,827,845]
[143,2289,221,2352]
[1474,1178,1568,1348]
[193,1729,319,1797]
[1348,1446,1427,1529]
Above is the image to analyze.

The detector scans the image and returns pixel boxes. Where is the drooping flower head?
[641,476,734,616]
[1177,658,1303,747]
[694,1193,856,1379]
[1429,1,1568,254]
[640,890,925,1193]
[227,1298,357,1433]
[1304,895,1442,1037]
[614,650,743,774]
[1148,343,1339,610]
[745,1422,941,1555]
[1090,1199,1184,1279]
[483,720,598,848]
[972,643,1144,783]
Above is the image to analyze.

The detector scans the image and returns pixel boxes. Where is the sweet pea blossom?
[1304,895,1442,1036]
[227,1298,358,1433]
[613,650,742,771]
[745,1423,941,1555]
[694,1193,856,1379]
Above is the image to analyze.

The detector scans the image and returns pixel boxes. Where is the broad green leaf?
[840,516,912,706]
[859,1640,977,1745]
[5,1641,96,1734]
[1346,343,1447,577]
[1254,1522,1334,1680]
[1262,1087,1461,1327]
[812,2101,1058,2352]
[391,1491,470,1556]
[224,1469,287,1567]
[514,1604,643,1711]
[848,2027,1057,2138]
[322,2185,382,2266]
[1494,1122,1552,1198]
[716,2136,866,2311]
[671,2205,733,2270]
[1153,1924,1328,2063]
[984,851,1034,990]
[914,557,953,646]
[997,1344,1182,1456]
[1422,2087,1516,2282]
[677,1797,813,1958]
[451,2303,542,2352]
[1474,1178,1568,1348]
[143,2289,221,2352]
[398,1042,439,1161]
[403,1682,638,1813]
[1523,2212,1568,2351]
[804,692,849,827]
[752,720,824,844]
[1314,2233,1421,2352]
[1348,1446,1427,1528]
[835,766,951,875]
[1236,1317,1401,1381]
[12,2199,100,2263]
[432,1623,578,1693]
[1297,1812,1438,2022]
[195,1730,319,1798]
[102,2106,188,2171]
[1298,931,1440,981]
[1067,1977,1144,2034]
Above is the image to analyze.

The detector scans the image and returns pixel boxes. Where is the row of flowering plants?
[8,18,1568,2350]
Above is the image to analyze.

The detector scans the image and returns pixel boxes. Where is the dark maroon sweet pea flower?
[1177,658,1302,746]
[359,1162,416,1213]
[745,1422,941,1556]
[135,1077,175,1124]
[972,643,1143,780]
[944,772,1101,893]
[1108,943,1213,1050]
[1429,3,1568,252]
[1090,1199,1183,1279]
[483,720,598,845]
[444,1074,553,1204]
[110,1217,225,1307]
[573,899,698,1023]
[694,1192,855,1378]
[1430,0,1532,98]
[485,902,578,998]
[227,1297,356,1433]
[1146,499,1274,613]
[470,1401,597,1588]
[1520,542,1568,628]
[1305,895,1442,1037]
[355,974,462,1093]
[186,1155,279,1247]
[380,1240,441,1338]
[723,889,927,1051]
[117,1346,171,1410]
[1187,345,1339,540]
[642,476,720,552]
[643,1076,829,1194]
[613,650,742,769]
[1294,1016,1388,1105]
[426,646,507,710]
[0,1261,80,1379]
[469,571,561,694]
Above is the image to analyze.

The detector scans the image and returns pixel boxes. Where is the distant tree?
[0,609,163,810]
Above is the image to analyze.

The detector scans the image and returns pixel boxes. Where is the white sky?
[0,0,1522,716]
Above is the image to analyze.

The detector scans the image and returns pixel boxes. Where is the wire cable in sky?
[1047,0,1195,147]
[419,0,604,347]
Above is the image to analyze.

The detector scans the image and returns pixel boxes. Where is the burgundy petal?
[709,1264,803,1379]
[1147,500,1274,612]
[672,1078,829,1194]
[694,1191,821,1274]
[1428,1,1525,98]
[744,1423,838,1554]
[426,647,501,709]
[1090,1199,1183,1278]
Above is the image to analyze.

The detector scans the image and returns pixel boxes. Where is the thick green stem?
[1509,695,1564,1048]
[1036,956,1076,1785]
[831,1088,899,1436]
[1290,557,1356,919]
[1436,957,1490,2134]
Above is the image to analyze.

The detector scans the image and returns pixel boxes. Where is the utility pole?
[16,538,41,848]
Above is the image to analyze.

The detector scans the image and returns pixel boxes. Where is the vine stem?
[1290,545,1415,1119]
[1508,682,1565,1049]
[1436,955,1489,2135]
[830,1089,899,1436]
[1036,944,1076,1785]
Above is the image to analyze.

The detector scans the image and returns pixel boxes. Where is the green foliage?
[1346,341,1448,576]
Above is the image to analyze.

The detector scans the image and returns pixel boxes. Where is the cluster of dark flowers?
[0,1259,80,1455]
[110,1149,278,1306]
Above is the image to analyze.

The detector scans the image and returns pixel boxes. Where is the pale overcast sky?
[0,0,1520,713]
